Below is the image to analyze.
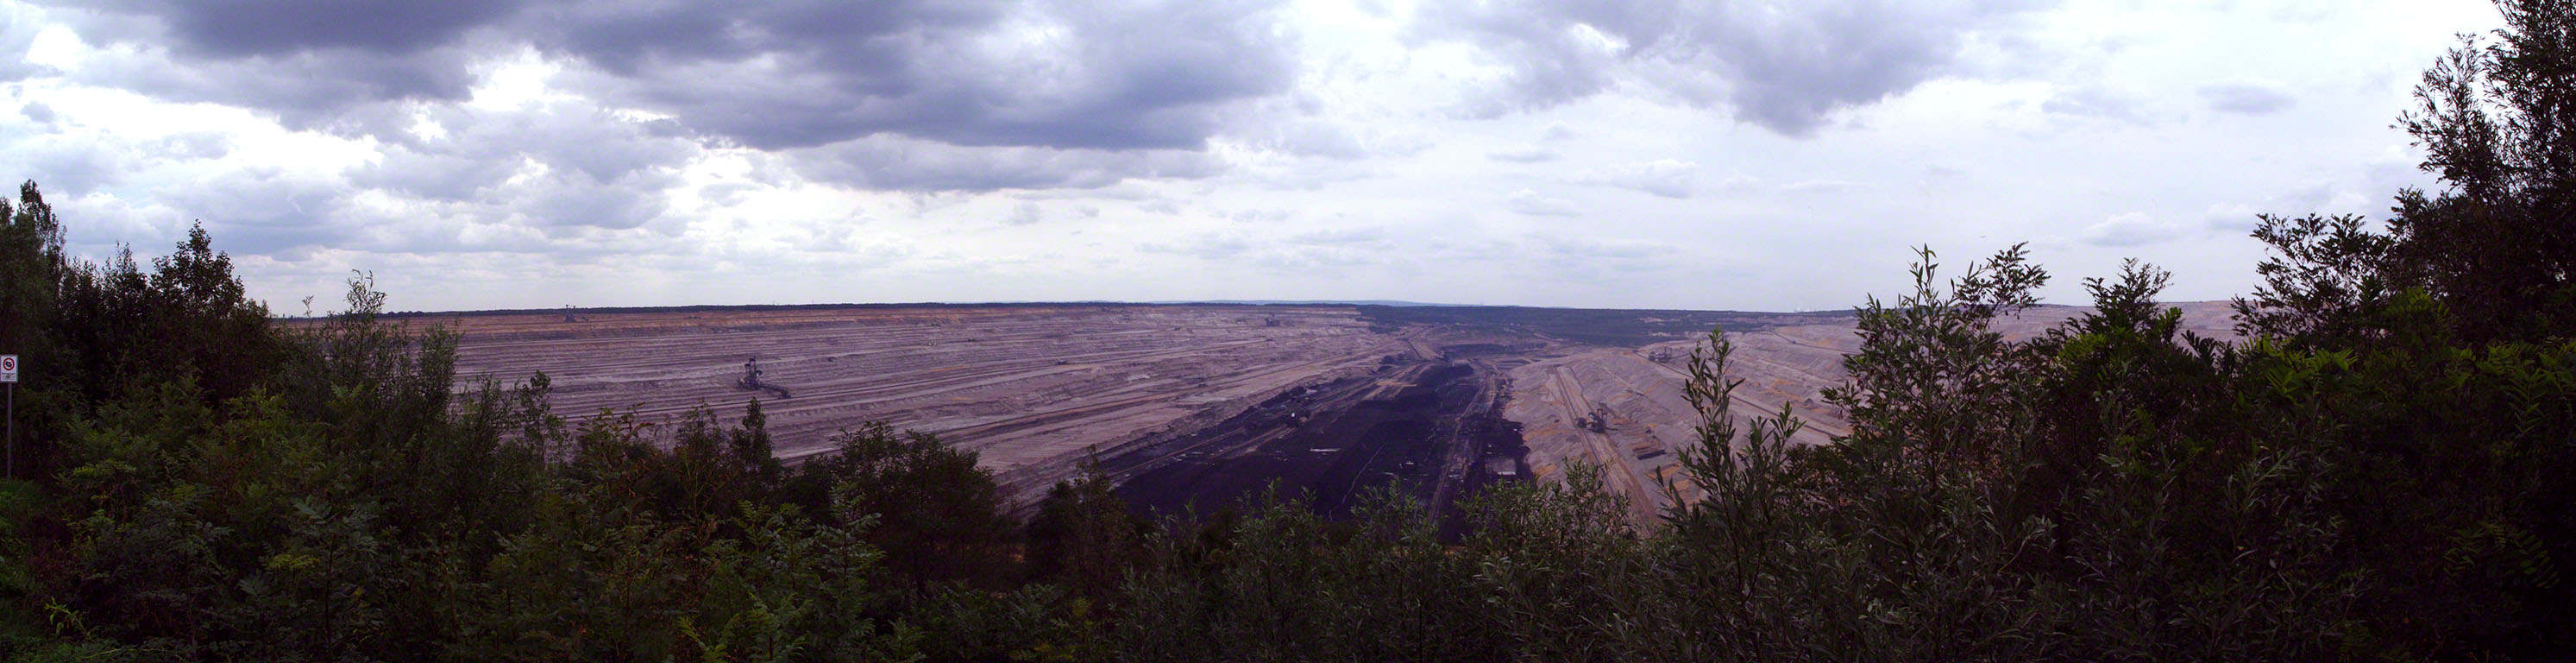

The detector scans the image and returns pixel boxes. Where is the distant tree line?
[0,1,2571,660]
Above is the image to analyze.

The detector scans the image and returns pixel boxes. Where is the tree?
[1024,456,1145,598]
[730,398,782,485]
[787,423,1019,588]
[0,181,63,382]
[2247,0,2576,344]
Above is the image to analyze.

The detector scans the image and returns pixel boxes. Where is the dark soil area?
[1108,361,1524,534]
[1436,378,1527,538]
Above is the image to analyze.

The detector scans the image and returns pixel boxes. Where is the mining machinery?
[738,357,792,399]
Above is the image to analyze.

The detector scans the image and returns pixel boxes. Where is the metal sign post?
[2,354,16,480]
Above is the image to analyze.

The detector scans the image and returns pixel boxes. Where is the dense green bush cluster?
[0,2,2571,660]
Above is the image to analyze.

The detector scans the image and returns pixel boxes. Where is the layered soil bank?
[443,301,2234,525]
[443,305,1402,503]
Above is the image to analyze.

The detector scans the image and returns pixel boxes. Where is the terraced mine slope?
[439,300,2237,522]
[443,305,1405,502]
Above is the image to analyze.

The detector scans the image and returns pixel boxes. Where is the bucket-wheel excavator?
[738,357,792,399]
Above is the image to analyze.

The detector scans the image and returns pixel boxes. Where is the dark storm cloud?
[520,0,1002,79]
[82,0,521,57]
[69,41,484,128]
[548,0,1296,152]
[57,0,1297,156]
[1428,0,2049,136]
[35,2,487,126]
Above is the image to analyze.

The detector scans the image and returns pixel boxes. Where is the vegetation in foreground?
[1,3,2573,660]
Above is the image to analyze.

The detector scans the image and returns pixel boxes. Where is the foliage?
[781,422,1020,589]
[0,225,946,660]
[1025,458,1147,599]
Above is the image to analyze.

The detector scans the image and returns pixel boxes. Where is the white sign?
[0,355,15,383]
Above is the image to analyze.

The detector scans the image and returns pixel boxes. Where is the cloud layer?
[1430,0,2048,135]
[0,0,2510,312]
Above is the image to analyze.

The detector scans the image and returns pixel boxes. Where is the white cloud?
[2201,82,2294,115]
[1487,145,1556,162]
[2083,212,2187,247]
[0,0,2510,312]
[1505,189,1579,216]
[1581,159,1698,199]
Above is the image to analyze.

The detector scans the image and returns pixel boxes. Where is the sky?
[0,0,2511,313]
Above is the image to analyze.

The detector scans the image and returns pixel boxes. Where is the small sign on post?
[3,354,14,479]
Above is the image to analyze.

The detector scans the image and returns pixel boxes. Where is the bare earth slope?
[440,301,2238,517]
[443,305,1402,500]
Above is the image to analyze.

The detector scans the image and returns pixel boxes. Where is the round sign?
[1,357,13,371]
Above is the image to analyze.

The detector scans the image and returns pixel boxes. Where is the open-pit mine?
[437,301,2234,524]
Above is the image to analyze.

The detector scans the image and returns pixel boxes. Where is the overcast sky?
[0,0,2509,313]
